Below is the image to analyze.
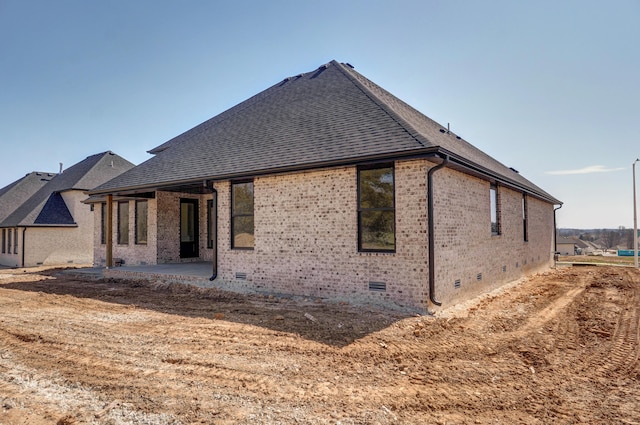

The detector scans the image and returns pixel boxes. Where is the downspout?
[427,155,449,307]
[553,204,562,263]
[21,227,26,268]
[208,182,218,281]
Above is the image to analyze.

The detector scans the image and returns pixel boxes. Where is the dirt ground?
[0,265,638,424]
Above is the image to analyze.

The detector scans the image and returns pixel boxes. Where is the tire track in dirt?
[594,268,640,377]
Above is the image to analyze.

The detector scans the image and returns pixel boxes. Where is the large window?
[118,201,129,245]
[490,183,500,236]
[135,200,148,244]
[1,229,5,253]
[358,164,395,252]
[7,229,12,255]
[13,228,17,254]
[522,194,528,242]
[231,181,254,249]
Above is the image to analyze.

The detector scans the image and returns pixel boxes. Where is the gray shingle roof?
[91,61,559,204]
[0,172,55,222]
[0,151,134,227]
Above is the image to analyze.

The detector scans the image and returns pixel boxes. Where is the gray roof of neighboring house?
[90,60,560,204]
[0,151,134,227]
[0,172,56,222]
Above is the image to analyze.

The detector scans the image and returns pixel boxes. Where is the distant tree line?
[560,227,636,250]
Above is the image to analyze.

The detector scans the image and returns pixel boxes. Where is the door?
[180,198,199,258]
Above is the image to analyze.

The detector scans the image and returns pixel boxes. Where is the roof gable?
[34,192,75,225]
[0,151,134,227]
[0,172,54,222]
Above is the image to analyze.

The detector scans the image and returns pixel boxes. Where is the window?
[135,200,148,244]
[358,164,395,252]
[100,203,107,245]
[207,199,215,249]
[118,201,129,245]
[231,181,254,249]
[522,194,528,242]
[7,229,12,255]
[490,183,500,235]
[13,228,17,254]
[1,229,5,253]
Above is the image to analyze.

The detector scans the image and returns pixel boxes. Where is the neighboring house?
[0,152,134,267]
[88,60,561,311]
[556,236,577,255]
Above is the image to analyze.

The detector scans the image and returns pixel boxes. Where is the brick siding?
[96,159,555,311]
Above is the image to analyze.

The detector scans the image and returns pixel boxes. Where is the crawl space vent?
[454,279,461,289]
[235,272,247,280]
[477,273,483,281]
[368,281,387,292]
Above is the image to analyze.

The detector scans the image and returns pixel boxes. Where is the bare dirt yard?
[0,265,639,424]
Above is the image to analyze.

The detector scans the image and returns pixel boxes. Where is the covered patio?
[104,262,214,284]
[63,262,215,285]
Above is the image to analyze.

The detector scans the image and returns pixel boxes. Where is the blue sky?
[1,0,638,229]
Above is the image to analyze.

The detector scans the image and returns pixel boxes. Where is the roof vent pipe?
[59,163,63,174]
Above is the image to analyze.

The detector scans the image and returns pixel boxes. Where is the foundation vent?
[502,265,507,272]
[368,281,387,292]
[454,279,461,289]
[235,272,247,280]
[477,273,483,281]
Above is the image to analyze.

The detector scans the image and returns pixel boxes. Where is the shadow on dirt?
[1,270,415,348]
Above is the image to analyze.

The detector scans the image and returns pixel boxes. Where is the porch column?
[106,194,113,268]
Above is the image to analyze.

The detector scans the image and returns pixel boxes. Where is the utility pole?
[634,159,639,268]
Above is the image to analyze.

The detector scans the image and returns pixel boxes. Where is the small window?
[358,164,395,252]
[1,229,5,253]
[118,201,129,245]
[135,200,148,245]
[490,183,500,236]
[522,194,528,242]
[7,229,12,255]
[13,227,17,254]
[100,203,107,245]
[231,181,254,249]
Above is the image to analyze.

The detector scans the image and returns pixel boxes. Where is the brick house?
[0,152,133,267]
[88,61,561,311]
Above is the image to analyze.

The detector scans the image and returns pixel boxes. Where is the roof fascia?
[88,146,560,205]
[87,148,443,196]
[439,149,562,205]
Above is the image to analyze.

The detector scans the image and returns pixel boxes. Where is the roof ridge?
[331,61,429,149]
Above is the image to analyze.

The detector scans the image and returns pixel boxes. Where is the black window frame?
[357,163,396,253]
[522,193,528,242]
[207,199,214,249]
[231,180,254,250]
[135,200,148,245]
[490,183,501,236]
[100,203,106,245]
[117,201,129,245]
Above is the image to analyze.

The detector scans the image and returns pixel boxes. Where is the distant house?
[556,236,577,255]
[88,61,561,311]
[0,152,134,267]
